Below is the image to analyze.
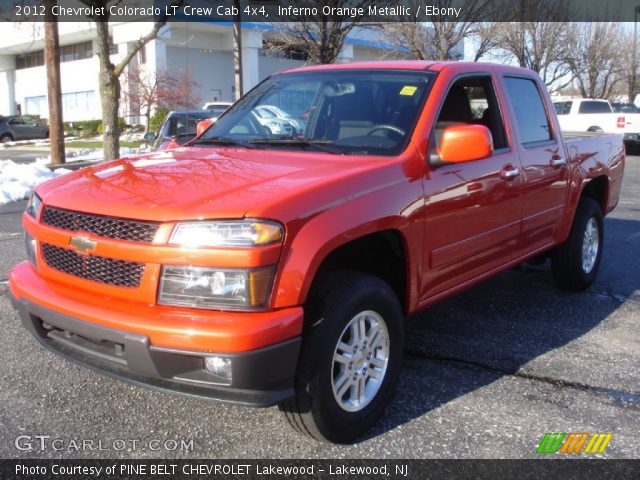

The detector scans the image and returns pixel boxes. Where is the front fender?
[271,182,423,311]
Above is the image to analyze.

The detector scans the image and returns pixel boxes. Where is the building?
[0,22,422,124]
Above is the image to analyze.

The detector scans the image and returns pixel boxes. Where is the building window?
[15,41,93,70]
[60,41,93,62]
[260,41,309,61]
[62,91,97,121]
[16,50,44,69]
[24,96,47,118]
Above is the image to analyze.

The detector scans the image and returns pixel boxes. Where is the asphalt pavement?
[0,157,638,459]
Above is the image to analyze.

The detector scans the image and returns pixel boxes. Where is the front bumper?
[9,262,302,407]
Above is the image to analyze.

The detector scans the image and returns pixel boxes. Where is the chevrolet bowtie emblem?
[69,235,97,254]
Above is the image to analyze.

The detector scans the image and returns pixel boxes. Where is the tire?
[0,133,13,143]
[281,271,404,443]
[551,197,603,291]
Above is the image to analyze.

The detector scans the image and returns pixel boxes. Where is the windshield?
[197,70,435,156]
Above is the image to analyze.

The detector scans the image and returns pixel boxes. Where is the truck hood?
[37,146,397,222]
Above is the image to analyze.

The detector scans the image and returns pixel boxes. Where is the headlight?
[169,220,283,247]
[26,193,42,219]
[158,265,275,310]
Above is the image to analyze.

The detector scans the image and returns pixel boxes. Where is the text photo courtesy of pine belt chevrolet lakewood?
[9,61,624,444]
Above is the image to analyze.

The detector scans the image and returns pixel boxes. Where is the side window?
[554,101,572,115]
[553,102,563,115]
[503,77,552,145]
[435,76,507,150]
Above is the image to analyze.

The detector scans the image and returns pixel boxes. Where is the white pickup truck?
[553,98,640,153]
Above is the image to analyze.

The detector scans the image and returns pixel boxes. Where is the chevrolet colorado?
[10,61,625,443]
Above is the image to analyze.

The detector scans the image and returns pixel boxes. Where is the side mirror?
[196,118,214,137]
[143,132,156,141]
[433,124,493,165]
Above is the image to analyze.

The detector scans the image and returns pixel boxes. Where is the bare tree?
[568,22,624,100]
[269,0,374,64]
[378,0,493,61]
[490,1,576,92]
[619,28,640,102]
[125,67,201,131]
[471,22,504,62]
[232,0,243,99]
[79,2,181,160]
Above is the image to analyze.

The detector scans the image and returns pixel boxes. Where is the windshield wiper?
[192,136,258,149]
[250,138,342,155]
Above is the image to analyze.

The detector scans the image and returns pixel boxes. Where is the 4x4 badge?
[69,235,97,254]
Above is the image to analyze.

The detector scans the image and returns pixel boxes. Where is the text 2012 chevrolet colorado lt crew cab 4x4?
[10,61,625,443]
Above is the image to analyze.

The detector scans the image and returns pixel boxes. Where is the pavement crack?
[0,233,22,242]
[405,348,640,408]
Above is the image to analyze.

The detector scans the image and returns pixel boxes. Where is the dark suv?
[145,110,214,150]
[0,115,49,143]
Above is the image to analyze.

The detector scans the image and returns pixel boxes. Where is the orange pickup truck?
[10,61,625,443]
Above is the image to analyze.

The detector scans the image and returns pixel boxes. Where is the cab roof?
[278,60,536,77]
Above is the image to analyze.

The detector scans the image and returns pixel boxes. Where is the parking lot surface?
[0,156,638,459]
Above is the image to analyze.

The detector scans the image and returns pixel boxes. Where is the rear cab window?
[503,77,553,146]
[578,101,612,114]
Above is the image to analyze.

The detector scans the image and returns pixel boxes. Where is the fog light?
[204,356,232,380]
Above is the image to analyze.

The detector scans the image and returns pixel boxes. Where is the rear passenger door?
[502,76,569,253]
[421,75,523,300]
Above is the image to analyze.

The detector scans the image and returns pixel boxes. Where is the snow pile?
[0,159,71,204]
[65,147,137,162]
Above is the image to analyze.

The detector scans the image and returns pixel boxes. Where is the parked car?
[254,105,302,134]
[202,101,233,120]
[144,110,214,150]
[553,98,640,153]
[251,106,294,136]
[10,61,625,444]
[0,115,49,143]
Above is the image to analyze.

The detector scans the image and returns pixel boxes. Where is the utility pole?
[44,0,65,165]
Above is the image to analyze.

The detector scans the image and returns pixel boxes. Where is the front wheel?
[281,271,404,443]
[551,197,603,291]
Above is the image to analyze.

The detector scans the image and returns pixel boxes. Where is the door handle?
[550,156,566,167]
[500,164,520,180]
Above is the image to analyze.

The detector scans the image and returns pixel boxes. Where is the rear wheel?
[551,197,603,291]
[0,133,13,143]
[281,271,404,443]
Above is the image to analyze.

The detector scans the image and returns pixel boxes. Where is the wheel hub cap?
[331,310,390,412]
[581,218,599,274]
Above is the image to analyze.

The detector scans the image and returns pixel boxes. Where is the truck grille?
[42,207,159,243]
[42,243,144,288]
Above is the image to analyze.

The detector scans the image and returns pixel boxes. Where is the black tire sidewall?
[300,273,404,443]
[553,197,603,290]
[577,202,604,285]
